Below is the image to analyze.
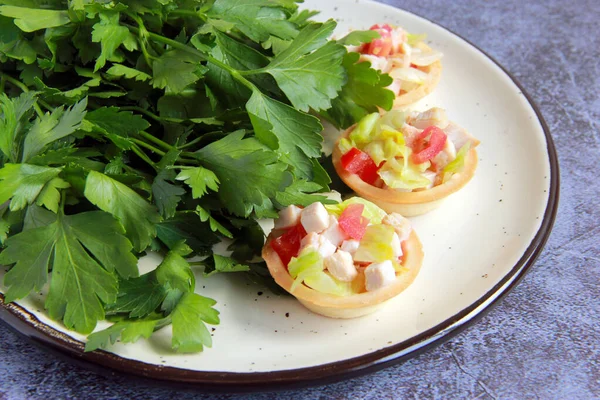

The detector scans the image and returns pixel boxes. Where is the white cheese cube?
[401,123,422,148]
[300,233,337,259]
[300,202,330,234]
[391,232,403,259]
[387,79,402,95]
[422,170,437,189]
[324,250,357,282]
[432,138,457,170]
[321,215,347,247]
[340,239,360,255]
[359,54,392,73]
[382,213,412,242]
[274,205,303,229]
[364,260,397,292]
[407,108,449,130]
[444,121,479,150]
[390,27,407,54]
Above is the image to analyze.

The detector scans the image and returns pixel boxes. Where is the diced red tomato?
[341,147,380,185]
[360,24,394,57]
[338,204,369,240]
[370,24,393,32]
[411,126,447,164]
[270,223,307,266]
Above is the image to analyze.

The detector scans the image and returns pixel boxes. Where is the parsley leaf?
[171,292,219,353]
[85,107,150,137]
[208,0,298,43]
[106,64,152,82]
[336,30,380,46]
[85,317,162,352]
[155,241,195,293]
[105,273,167,319]
[33,77,97,106]
[246,91,323,179]
[87,292,219,354]
[35,177,70,213]
[0,92,36,163]
[152,170,185,219]
[202,254,250,277]
[275,178,332,207]
[175,166,219,199]
[260,20,346,112]
[91,12,137,72]
[156,212,219,256]
[0,6,70,32]
[212,30,278,95]
[0,210,137,333]
[0,217,9,245]
[152,50,203,93]
[0,163,63,211]
[195,130,286,217]
[227,218,265,262]
[84,170,161,252]
[323,52,394,129]
[195,205,233,238]
[0,15,37,64]
[21,98,87,162]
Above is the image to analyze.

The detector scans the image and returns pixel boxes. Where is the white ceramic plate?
[0,0,558,391]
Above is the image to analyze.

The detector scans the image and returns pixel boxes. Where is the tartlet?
[262,199,424,318]
[332,109,480,216]
[351,24,443,108]
[392,41,442,108]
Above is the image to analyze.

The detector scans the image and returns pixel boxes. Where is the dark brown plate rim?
[0,1,559,393]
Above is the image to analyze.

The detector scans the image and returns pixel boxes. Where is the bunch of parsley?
[0,0,392,353]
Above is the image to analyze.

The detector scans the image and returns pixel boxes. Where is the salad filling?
[337,109,479,192]
[269,198,413,296]
[348,24,443,100]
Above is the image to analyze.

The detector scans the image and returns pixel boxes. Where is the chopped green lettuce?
[377,109,406,131]
[407,33,427,46]
[363,140,386,166]
[304,271,353,296]
[325,197,387,224]
[288,249,324,292]
[389,67,428,84]
[354,224,396,263]
[443,142,472,176]
[378,156,432,190]
[338,137,355,154]
[349,112,380,145]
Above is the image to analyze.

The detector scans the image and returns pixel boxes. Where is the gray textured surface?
[1,0,599,399]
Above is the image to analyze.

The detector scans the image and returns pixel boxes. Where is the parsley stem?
[168,9,207,22]
[124,24,258,92]
[237,68,267,76]
[137,131,174,152]
[188,261,206,266]
[126,12,158,65]
[119,105,188,124]
[131,144,157,168]
[178,135,205,150]
[120,106,161,121]
[131,138,166,156]
[37,98,55,112]
[35,104,45,118]
[177,158,198,165]
[169,165,194,169]
[0,73,28,92]
[181,151,199,158]
[0,73,44,117]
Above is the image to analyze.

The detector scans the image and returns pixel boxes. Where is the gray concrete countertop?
[1,0,598,399]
